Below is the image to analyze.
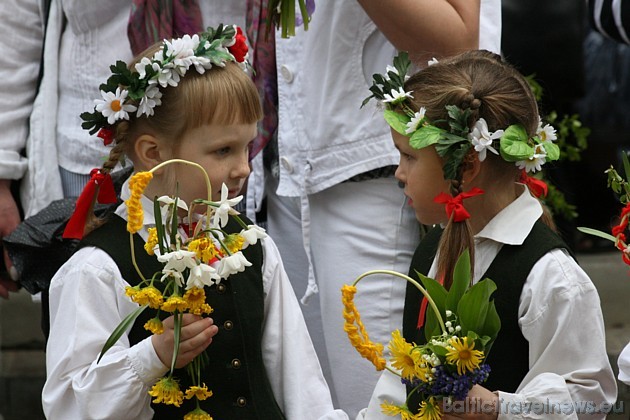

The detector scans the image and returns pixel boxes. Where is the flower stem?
[149,159,213,224]
[129,232,147,282]
[352,270,446,335]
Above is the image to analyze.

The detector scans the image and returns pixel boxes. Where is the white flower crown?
[81,24,250,142]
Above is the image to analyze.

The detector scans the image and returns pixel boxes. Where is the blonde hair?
[85,41,262,235]
[404,50,555,288]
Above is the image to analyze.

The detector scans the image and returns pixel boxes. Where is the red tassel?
[417,274,444,329]
[63,169,117,239]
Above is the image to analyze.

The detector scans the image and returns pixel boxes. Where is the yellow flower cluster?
[183,287,214,316]
[125,285,164,309]
[188,237,220,263]
[341,285,386,370]
[185,384,213,401]
[144,317,164,335]
[223,234,245,254]
[388,330,430,382]
[148,376,184,407]
[445,336,483,375]
[381,397,441,420]
[125,171,153,233]
[184,408,214,420]
[144,227,159,255]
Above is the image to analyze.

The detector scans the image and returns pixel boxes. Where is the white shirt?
[359,189,617,420]
[43,188,348,420]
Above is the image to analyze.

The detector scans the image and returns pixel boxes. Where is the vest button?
[236,397,247,407]
[216,283,227,294]
[231,358,241,369]
[224,320,233,330]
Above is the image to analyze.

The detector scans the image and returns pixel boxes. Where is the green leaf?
[479,297,500,352]
[441,144,470,180]
[446,250,471,312]
[500,125,534,161]
[98,305,148,363]
[576,227,617,243]
[457,278,496,335]
[384,109,411,136]
[170,312,182,373]
[623,152,630,184]
[415,271,447,341]
[544,142,560,161]
[409,125,445,149]
[153,196,166,254]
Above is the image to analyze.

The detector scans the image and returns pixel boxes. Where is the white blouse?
[359,189,617,420]
[42,190,348,420]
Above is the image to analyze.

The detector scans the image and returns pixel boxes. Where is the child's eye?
[401,152,414,161]
[215,147,231,156]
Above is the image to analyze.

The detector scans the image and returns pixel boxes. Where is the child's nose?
[233,156,251,179]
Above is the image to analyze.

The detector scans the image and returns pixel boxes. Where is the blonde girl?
[42,25,346,420]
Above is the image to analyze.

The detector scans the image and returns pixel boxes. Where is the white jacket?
[248,0,501,209]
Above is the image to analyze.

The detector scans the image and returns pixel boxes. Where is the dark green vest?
[80,215,285,420]
[402,221,571,412]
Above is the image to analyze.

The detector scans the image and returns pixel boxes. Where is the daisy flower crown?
[80,24,250,143]
[363,52,561,181]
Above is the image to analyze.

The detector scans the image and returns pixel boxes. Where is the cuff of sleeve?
[128,336,169,385]
[497,391,526,420]
[0,150,27,180]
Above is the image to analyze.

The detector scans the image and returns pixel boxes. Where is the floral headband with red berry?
[81,24,250,145]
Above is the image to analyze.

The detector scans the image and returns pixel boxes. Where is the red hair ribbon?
[519,170,548,198]
[63,169,118,240]
[433,187,484,223]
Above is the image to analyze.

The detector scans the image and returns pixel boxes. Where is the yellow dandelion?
[125,171,153,233]
[223,234,245,254]
[418,397,442,420]
[445,336,484,375]
[144,227,158,255]
[388,330,422,381]
[148,376,184,407]
[131,286,164,309]
[341,285,386,370]
[144,317,164,335]
[184,383,213,401]
[183,287,213,315]
[184,408,214,420]
[381,401,415,420]
[188,237,219,263]
[161,295,188,313]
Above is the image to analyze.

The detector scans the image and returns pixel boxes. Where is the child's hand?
[151,314,218,369]
[442,385,499,420]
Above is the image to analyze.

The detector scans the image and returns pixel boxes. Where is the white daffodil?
[218,251,252,279]
[160,268,185,287]
[94,87,138,125]
[137,85,163,117]
[468,118,502,161]
[405,107,427,134]
[516,143,547,173]
[240,225,268,248]
[157,195,188,225]
[382,87,413,104]
[157,249,197,273]
[212,184,243,228]
[427,57,439,66]
[186,263,220,289]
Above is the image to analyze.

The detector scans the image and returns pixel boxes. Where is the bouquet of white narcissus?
[99,159,267,420]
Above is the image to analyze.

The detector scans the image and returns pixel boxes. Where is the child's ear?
[461,152,482,185]
[134,134,169,171]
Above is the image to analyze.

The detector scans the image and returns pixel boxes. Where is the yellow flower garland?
[125,171,153,233]
[341,285,387,370]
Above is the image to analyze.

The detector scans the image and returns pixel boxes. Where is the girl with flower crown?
[41,25,347,420]
[358,50,616,419]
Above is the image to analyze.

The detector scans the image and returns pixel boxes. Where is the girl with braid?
[358,50,616,419]
[42,26,346,420]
